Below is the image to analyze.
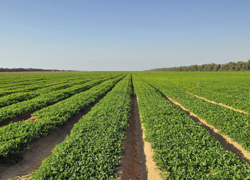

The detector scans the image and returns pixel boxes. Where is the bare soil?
[187,92,249,115]
[118,92,147,180]
[0,101,101,180]
[116,90,164,180]
[141,126,165,180]
[0,99,69,128]
[0,112,35,128]
[163,95,250,165]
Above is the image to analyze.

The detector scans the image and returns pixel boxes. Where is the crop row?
[133,74,250,179]
[31,74,132,179]
[0,74,123,125]
[138,71,250,113]
[0,71,89,89]
[0,80,86,108]
[138,74,250,152]
[0,72,121,97]
[0,76,46,88]
[0,74,125,164]
[0,77,112,108]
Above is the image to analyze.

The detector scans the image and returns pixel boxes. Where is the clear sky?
[1,0,250,71]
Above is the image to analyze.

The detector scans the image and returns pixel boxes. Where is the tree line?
[150,60,250,71]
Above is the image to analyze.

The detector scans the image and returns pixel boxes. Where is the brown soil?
[0,112,34,128]
[187,92,249,115]
[163,95,250,165]
[118,92,147,180]
[141,126,165,180]
[0,101,100,180]
[116,91,165,180]
[137,96,167,180]
[0,100,65,128]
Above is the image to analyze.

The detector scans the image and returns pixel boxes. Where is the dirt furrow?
[119,91,147,180]
[187,92,249,115]
[163,94,250,165]
[140,123,164,180]
[117,88,164,180]
[0,99,103,180]
[0,112,34,128]
[0,101,60,128]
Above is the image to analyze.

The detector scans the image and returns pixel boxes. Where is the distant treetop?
[149,60,250,71]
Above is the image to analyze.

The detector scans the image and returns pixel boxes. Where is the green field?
[1,71,250,179]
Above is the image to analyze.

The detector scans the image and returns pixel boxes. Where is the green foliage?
[31,74,132,179]
[137,72,250,152]
[0,74,125,164]
[150,60,250,71]
[0,73,123,125]
[133,74,250,179]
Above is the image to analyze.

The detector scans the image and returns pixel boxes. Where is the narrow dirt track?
[0,99,102,180]
[0,100,61,128]
[187,92,249,115]
[117,87,164,180]
[162,94,250,165]
[119,90,148,180]
[0,112,35,128]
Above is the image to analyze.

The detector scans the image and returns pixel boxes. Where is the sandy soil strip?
[116,92,147,180]
[137,98,165,180]
[141,126,166,180]
[0,99,68,128]
[187,92,249,115]
[115,90,164,180]
[7,173,32,180]
[0,112,34,128]
[163,94,250,165]
[0,100,102,180]
[137,96,167,180]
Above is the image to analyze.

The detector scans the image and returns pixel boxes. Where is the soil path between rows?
[0,101,100,180]
[163,94,250,165]
[118,92,147,180]
[187,92,249,115]
[0,100,62,128]
[116,88,163,180]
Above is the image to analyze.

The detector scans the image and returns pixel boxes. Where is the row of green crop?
[0,74,123,125]
[138,71,250,113]
[0,72,122,107]
[0,72,117,97]
[133,74,250,179]
[0,76,45,88]
[0,75,118,108]
[0,74,126,164]
[0,74,63,91]
[0,80,60,97]
[138,73,250,152]
[0,79,90,108]
[0,72,89,89]
[31,74,132,179]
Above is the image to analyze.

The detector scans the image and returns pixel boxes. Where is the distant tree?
[246,60,250,70]
[190,65,198,71]
[227,62,236,71]
[149,60,250,71]
[214,64,221,71]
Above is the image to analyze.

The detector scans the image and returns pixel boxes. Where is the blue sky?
[1,0,250,71]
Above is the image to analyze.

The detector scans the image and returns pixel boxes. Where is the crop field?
[1,71,250,179]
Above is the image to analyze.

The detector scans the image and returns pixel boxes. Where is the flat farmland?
[1,71,250,179]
